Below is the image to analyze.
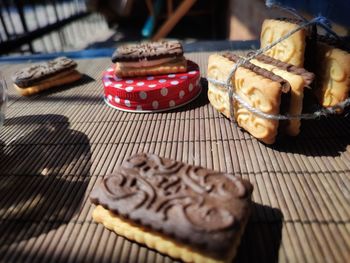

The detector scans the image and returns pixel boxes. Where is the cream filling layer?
[118,57,179,68]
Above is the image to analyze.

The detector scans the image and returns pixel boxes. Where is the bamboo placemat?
[0,52,349,263]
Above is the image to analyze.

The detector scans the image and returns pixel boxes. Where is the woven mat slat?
[0,52,350,262]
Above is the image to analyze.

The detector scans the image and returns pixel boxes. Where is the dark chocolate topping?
[13,57,77,87]
[90,153,253,259]
[223,53,291,93]
[111,40,184,63]
[275,17,305,25]
[249,53,315,86]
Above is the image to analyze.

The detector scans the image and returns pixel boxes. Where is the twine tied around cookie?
[207,3,349,121]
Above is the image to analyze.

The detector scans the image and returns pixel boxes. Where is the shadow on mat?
[234,203,283,263]
[272,114,350,157]
[0,114,91,250]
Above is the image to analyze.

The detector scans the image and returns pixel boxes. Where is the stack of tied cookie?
[103,40,202,112]
[208,17,350,145]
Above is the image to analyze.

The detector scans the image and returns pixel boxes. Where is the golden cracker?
[260,19,306,67]
[92,205,245,263]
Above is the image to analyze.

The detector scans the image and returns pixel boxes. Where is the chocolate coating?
[249,53,315,86]
[111,40,184,63]
[223,53,291,93]
[12,57,77,87]
[90,153,253,259]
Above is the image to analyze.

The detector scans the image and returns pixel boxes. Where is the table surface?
[0,51,349,263]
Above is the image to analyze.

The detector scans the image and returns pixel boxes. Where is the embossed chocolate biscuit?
[90,153,253,262]
[13,57,77,88]
[112,40,187,77]
[111,40,184,63]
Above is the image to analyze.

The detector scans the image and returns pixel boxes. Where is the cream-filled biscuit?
[90,153,253,263]
[250,54,314,136]
[12,57,82,96]
[112,40,187,77]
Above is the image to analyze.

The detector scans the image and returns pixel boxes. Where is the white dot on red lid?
[114,83,122,88]
[152,101,159,109]
[180,76,188,79]
[139,91,147,100]
[107,95,112,101]
[136,105,142,111]
[189,71,197,75]
[159,79,166,83]
[148,84,156,88]
[189,83,194,92]
[168,74,176,78]
[137,82,145,86]
[104,81,112,86]
[147,76,154,80]
[169,100,176,107]
[125,86,134,92]
[170,80,179,85]
[107,68,114,72]
[126,80,134,84]
[114,76,123,81]
[179,90,185,98]
[115,96,120,103]
[125,100,131,107]
[161,88,168,96]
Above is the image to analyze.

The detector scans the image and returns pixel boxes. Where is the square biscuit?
[260,19,306,67]
[313,42,350,108]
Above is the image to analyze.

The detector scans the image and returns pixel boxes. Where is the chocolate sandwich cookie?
[90,153,253,263]
[112,40,184,62]
[112,40,187,77]
[248,53,315,136]
[12,57,82,96]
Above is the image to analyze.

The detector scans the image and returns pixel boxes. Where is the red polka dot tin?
[102,60,201,112]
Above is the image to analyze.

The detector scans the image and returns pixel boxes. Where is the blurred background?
[0,0,349,56]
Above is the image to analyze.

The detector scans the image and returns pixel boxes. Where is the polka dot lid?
[103,60,201,112]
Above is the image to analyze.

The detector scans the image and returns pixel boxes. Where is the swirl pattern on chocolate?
[90,153,253,258]
[111,41,184,63]
[13,57,77,87]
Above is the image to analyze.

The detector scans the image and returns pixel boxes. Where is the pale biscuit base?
[115,58,187,77]
[92,205,246,263]
[250,59,305,136]
[314,42,350,109]
[208,54,283,145]
[14,70,82,96]
[260,19,306,67]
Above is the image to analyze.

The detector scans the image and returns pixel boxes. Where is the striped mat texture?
[0,52,349,263]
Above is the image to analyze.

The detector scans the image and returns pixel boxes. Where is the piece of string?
[267,1,340,40]
[265,0,308,22]
[208,8,347,121]
[207,77,350,120]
